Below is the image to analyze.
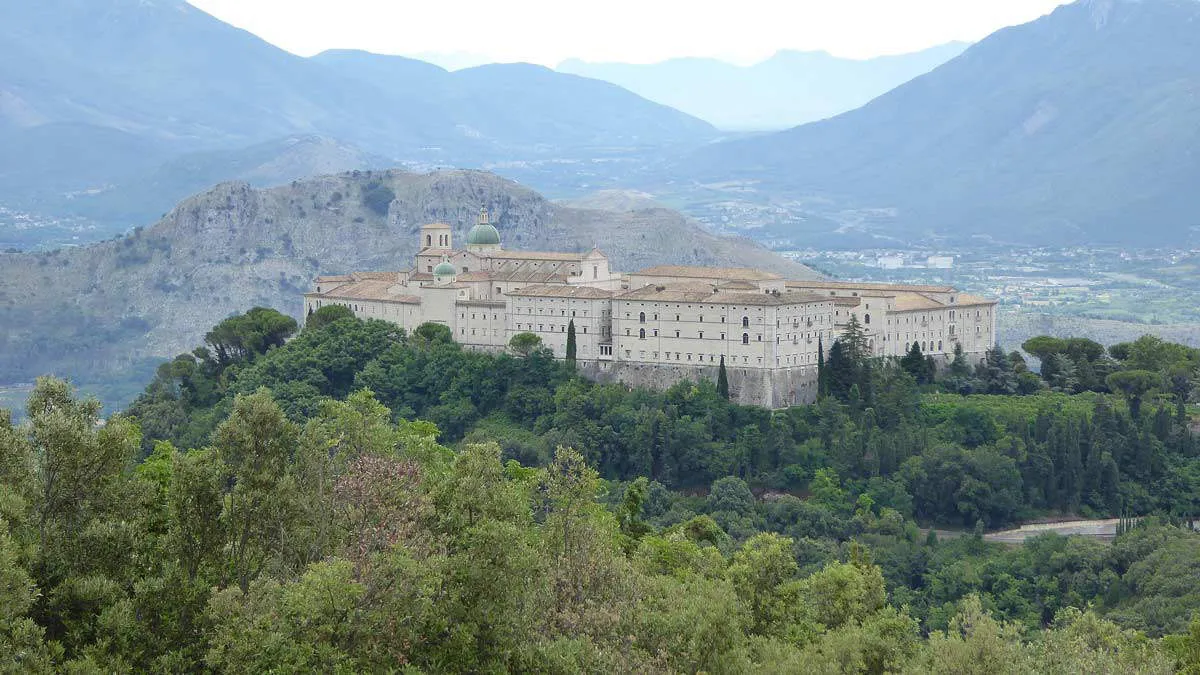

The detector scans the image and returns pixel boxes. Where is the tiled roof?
[507,285,616,299]
[615,285,828,307]
[307,280,420,304]
[953,293,996,307]
[891,293,945,311]
[484,250,587,261]
[352,271,399,281]
[633,265,782,281]
[786,280,955,294]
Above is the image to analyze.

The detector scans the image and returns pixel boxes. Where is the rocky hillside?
[0,170,819,393]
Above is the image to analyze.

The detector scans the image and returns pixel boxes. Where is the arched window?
[639,328,646,339]
[938,340,943,351]
[742,316,750,328]
[921,341,926,351]
[426,234,432,247]
[639,312,646,323]
[865,314,871,324]
[742,333,750,345]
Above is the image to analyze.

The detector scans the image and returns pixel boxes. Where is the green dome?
[433,260,456,277]
[466,223,501,246]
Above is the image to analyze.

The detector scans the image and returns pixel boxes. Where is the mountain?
[680,0,1200,246]
[558,43,969,130]
[0,170,819,404]
[0,0,714,244]
[311,51,715,149]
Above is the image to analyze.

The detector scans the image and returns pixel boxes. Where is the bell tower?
[419,222,453,251]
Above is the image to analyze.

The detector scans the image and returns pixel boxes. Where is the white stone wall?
[610,298,835,370]
[304,297,421,330]
[456,302,507,349]
[505,295,612,359]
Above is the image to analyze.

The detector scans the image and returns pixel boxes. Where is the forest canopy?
[3,310,1200,672]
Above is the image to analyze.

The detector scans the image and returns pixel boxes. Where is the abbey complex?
[305,210,997,407]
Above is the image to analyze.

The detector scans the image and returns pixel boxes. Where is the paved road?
[983,518,1120,544]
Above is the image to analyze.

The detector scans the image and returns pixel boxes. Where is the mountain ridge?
[677,0,1200,245]
[557,42,970,130]
[0,0,715,244]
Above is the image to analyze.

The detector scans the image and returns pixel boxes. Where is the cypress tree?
[717,354,730,399]
[565,320,577,367]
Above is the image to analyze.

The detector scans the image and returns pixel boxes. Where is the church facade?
[303,211,997,408]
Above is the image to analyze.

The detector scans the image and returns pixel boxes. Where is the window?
[865,314,871,324]
[742,333,750,345]
[639,312,646,323]
[593,265,598,279]
[462,267,468,273]
[426,234,432,247]
[742,316,750,328]
[639,328,646,339]
[675,330,680,338]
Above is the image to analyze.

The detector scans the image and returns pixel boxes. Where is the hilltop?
[0,170,818,403]
[680,0,1200,246]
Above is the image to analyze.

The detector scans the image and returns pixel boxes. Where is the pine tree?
[717,354,730,399]
[901,342,927,383]
[842,315,870,363]
[565,320,577,367]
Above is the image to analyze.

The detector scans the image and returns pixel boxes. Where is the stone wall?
[577,360,819,409]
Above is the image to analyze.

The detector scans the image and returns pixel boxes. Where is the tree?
[901,342,932,384]
[214,389,300,592]
[565,320,577,367]
[977,344,1018,394]
[305,305,355,331]
[508,332,544,358]
[717,355,730,400]
[842,315,870,364]
[204,307,298,369]
[945,342,971,382]
[727,533,800,636]
[360,182,395,217]
[1022,336,1067,363]
[1106,370,1161,419]
[412,322,453,345]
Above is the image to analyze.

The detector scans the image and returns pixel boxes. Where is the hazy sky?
[187,0,1071,67]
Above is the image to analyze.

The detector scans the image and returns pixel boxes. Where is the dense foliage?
[4,311,1200,671]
